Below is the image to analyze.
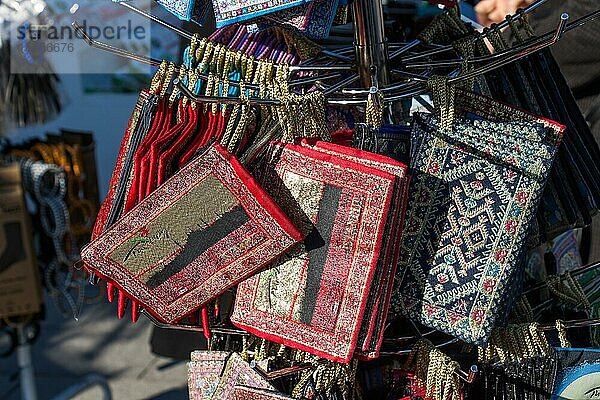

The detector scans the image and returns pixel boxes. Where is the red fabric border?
[82,144,302,323]
[232,142,395,363]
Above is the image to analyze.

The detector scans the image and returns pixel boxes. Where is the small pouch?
[82,143,303,323]
[390,113,561,345]
[485,48,600,233]
[231,142,396,362]
[211,0,318,28]
[298,139,411,359]
[188,351,230,400]
[188,352,275,400]
[212,353,275,399]
[453,88,580,244]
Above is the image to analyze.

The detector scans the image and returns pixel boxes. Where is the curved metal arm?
[71,21,262,91]
[448,12,569,84]
[402,0,551,63]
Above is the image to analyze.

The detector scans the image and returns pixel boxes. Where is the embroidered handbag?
[212,353,275,399]
[188,351,230,400]
[452,88,572,243]
[231,142,396,362]
[390,113,561,345]
[484,48,600,243]
[211,0,318,28]
[256,0,339,40]
[92,90,158,240]
[158,0,212,24]
[82,143,303,323]
[188,352,275,400]
[298,139,411,359]
[452,88,585,246]
[353,123,412,165]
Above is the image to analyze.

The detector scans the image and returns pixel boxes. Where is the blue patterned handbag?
[157,0,212,24]
[389,112,562,345]
[112,0,211,25]
[211,0,320,28]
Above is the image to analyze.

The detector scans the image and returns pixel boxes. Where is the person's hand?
[475,0,531,27]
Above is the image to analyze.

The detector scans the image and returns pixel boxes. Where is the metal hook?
[405,9,590,71]
[120,0,354,64]
[140,309,250,335]
[539,317,600,331]
[523,259,600,295]
[447,12,569,84]
[72,21,164,67]
[402,0,552,63]
[389,39,421,60]
[71,21,265,91]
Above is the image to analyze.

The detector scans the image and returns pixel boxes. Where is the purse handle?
[428,75,456,132]
[556,319,572,348]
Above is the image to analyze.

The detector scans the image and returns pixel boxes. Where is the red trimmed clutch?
[92,91,150,240]
[231,142,396,363]
[82,143,303,324]
[299,139,411,359]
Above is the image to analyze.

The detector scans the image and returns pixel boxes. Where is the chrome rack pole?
[351,0,390,87]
